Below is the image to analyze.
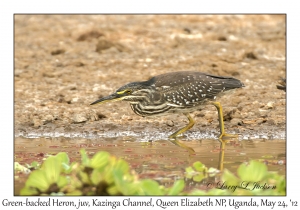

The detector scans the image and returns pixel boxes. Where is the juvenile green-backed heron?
[91,71,244,170]
[91,71,244,139]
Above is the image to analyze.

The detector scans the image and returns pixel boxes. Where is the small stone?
[166,120,174,127]
[230,118,242,126]
[259,109,269,117]
[96,39,114,53]
[72,113,87,123]
[51,49,65,55]
[256,118,267,124]
[43,114,54,124]
[33,118,43,128]
[71,97,79,103]
[266,119,276,125]
[77,30,104,41]
[266,102,274,109]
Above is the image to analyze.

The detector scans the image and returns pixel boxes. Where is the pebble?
[43,114,54,124]
[266,101,274,109]
[33,118,43,128]
[230,118,242,126]
[166,120,174,127]
[72,113,88,123]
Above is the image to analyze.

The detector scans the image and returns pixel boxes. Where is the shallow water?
[15,136,286,176]
[14,136,286,195]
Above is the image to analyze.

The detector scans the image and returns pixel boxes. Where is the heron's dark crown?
[116,77,155,93]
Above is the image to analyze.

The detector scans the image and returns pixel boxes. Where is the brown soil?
[14,15,286,140]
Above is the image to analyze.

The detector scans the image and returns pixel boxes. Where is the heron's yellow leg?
[169,139,196,155]
[212,101,238,171]
[169,113,195,139]
[212,101,238,140]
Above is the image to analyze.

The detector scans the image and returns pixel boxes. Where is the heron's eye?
[126,90,132,94]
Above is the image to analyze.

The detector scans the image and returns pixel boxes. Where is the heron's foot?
[169,132,183,139]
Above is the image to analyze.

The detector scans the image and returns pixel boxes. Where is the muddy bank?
[14,15,286,140]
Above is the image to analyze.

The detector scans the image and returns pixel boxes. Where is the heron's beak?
[90,93,124,105]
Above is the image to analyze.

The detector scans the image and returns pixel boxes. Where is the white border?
[2,0,298,209]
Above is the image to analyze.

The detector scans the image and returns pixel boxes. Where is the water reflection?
[15,136,286,176]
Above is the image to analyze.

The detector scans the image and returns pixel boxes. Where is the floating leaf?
[20,187,39,196]
[140,179,164,195]
[24,170,49,192]
[193,161,206,172]
[107,185,120,195]
[114,159,129,174]
[222,169,239,186]
[30,161,40,169]
[57,175,68,188]
[42,156,61,183]
[237,161,267,182]
[185,166,194,173]
[193,173,206,182]
[167,180,185,195]
[185,166,194,179]
[91,169,104,185]
[90,151,110,169]
[55,152,70,172]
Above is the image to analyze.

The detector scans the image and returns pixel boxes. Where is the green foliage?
[18,150,286,196]
[190,161,285,196]
[185,161,219,182]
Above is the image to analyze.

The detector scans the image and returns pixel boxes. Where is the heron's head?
[90,80,155,105]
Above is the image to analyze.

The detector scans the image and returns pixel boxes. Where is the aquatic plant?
[17,149,285,196]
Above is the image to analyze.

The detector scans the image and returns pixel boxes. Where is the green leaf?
[104,167,114,185]
[57,175,68,188]
[25,170,49,192]
[167,180,185,195]
[113,169,123,184]
[91,169,104,185]
[30,161,40,169]
[80,149,90,166]
[107,185,120,195]
[140,179,164,195]
[237,161,267,182]
[42,156,61,183]
[185,166,194,173]
[20,187,39,196]
[193,174,206,182]
[90,151,110,169]
[66,190,82,195]
[185,166,195,179]
[193,161,206,172]
[79,171,90,184]
[55,152,70,172]
[122,182,140,195]
[114,159,129,174]
[222,169,239,186]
